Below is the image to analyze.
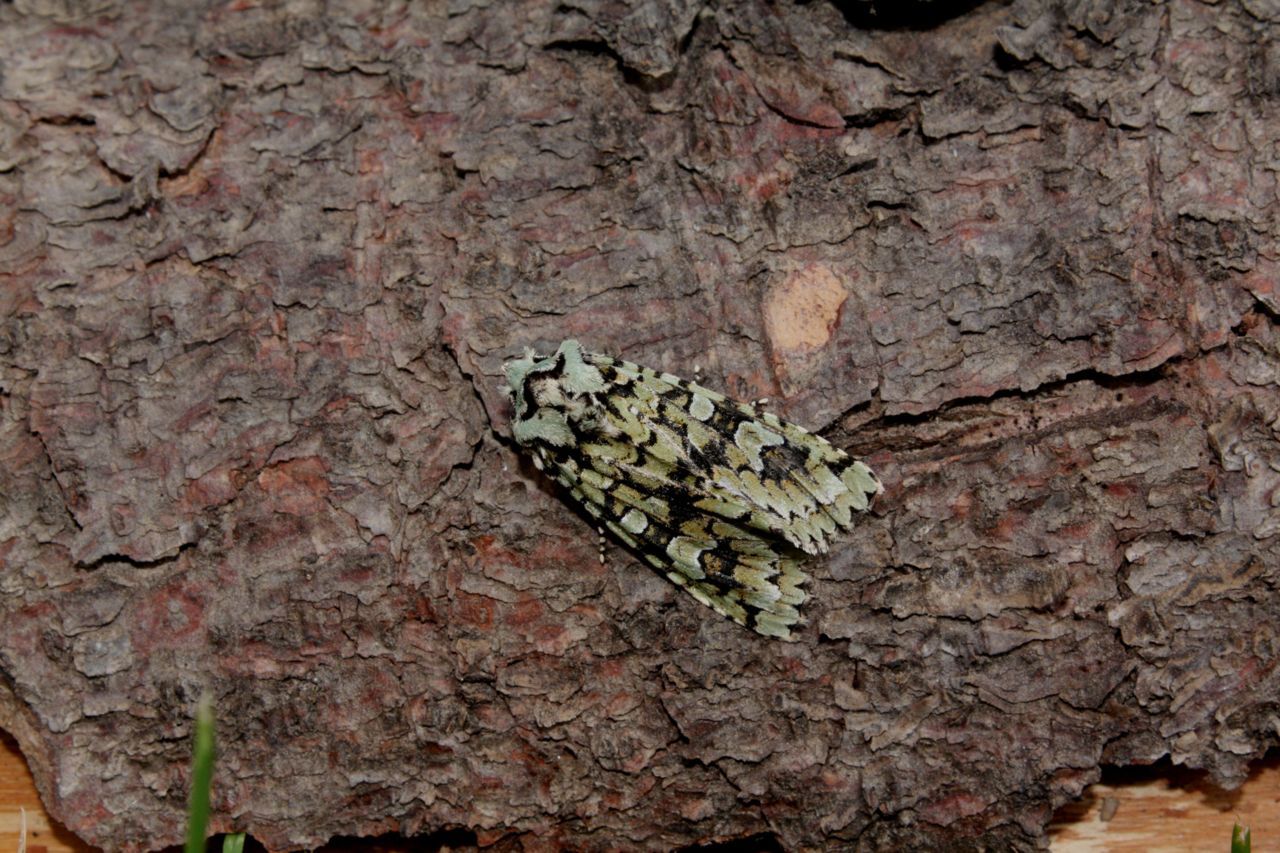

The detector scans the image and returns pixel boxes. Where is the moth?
[504,340,881,639]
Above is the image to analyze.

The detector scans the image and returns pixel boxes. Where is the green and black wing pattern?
[504,340,881,640]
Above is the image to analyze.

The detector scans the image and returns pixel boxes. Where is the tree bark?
[2,0,1278,850]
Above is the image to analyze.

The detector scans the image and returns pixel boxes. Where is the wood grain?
[2,729,1275,852]
[1047,753,1280,852]
[0,731,93,853]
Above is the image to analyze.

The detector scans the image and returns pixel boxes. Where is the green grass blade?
[222,832,246,853]
[185,693,216,853]
[1232,820,1252,853]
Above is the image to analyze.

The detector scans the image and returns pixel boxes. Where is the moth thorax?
[537,386,600,428]
[530,376,569,408]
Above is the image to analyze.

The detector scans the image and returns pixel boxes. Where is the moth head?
[504,339,609,448]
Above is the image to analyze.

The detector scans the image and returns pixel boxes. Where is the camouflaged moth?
[504,340,882,639]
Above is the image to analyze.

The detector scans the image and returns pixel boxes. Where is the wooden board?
[0,729,1275,852]
[1047,753,1280,852]
[0,731,93,853]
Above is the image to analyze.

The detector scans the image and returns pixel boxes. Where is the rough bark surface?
[1,0,1278,850]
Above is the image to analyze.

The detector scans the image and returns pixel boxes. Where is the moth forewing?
[504,339,881,639]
